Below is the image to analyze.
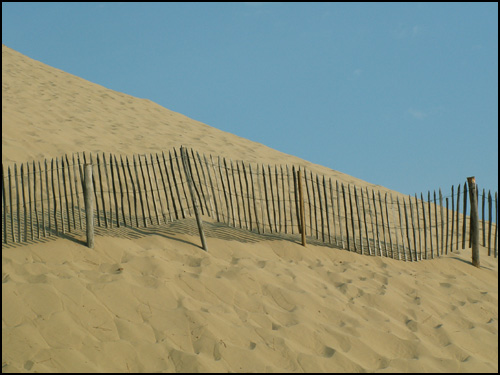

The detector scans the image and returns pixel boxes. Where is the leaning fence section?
[2,147,498,260]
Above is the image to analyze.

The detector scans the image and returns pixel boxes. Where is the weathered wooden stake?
[181,147,208,251]
[84,164,94,248]
[297,169,306,247]
[467,177,479,267]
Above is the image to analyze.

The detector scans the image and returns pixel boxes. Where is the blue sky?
[2,2,498,198]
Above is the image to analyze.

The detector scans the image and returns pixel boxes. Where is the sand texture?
[2,44,498,373]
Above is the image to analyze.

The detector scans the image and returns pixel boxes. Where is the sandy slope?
[2,45,498,372]
[2,222,498,373]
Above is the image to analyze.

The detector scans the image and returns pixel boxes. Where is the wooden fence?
[2,147,498,260]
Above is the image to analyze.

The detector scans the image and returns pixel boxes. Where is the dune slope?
[2,45,498,373]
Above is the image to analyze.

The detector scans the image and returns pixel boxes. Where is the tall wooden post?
[297,169,306,247]
[84,164,94,249]
[181,147,208,251]
[467,176,479,268]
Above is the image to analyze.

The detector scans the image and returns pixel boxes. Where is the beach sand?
[2,45,498,372]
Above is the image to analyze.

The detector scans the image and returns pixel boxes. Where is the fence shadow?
[3,217,339,251]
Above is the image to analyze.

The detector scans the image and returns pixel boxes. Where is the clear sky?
[2,2,498,198]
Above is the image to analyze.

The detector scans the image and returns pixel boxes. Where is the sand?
[2,44,498,373]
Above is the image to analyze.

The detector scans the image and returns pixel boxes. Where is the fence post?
[297,169,306,247]
[467,176,480,268]
[84,164,94,249]
[181,147,208,251]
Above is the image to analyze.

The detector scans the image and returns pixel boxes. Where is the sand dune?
[2,45,498,373]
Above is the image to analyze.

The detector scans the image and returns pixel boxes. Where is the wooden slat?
[341,183,350,250]
[336,181,344,249]
[216,155,230,225]
[126,156,140,227]
[450,185,455,252]
[396,197,407,261]
[102,153,112,228]
[439,188,444,255]
[201,152,220,222]
[433,190,439,257]
[21,164,27,242]
[415,193,422,260]
[495,192,498,258]
[51,159,59,235]
[268,165,277,233]
[360,186,370,255]
[372,189,382,256]
[163,152,180,221]
[353,186,363,254]
[143,154,159,226]
[378,191,388,256]
[445,197,449,255]
[197,152,215,219]
[65,155,76,230]
[209,154,224,223]
[282,166,288,234]
[249,163,261,234]
[45,159,51,235]
[9,166,16,242]
[88,154,101,228]
[462,183,468,249]
[121,155,132,225]
[409,196,417,261]
[456,184,461,250]
[61,157,71,232]
[57,158,67,233]
[237,162,248,230]
[385,193,394,258]
[366,188,375,254]
[348,184,357,251]
[192,150,210,217]
[243,162,253,231]
[316,174,325,243]
[133,154,147,227]
[292,166,299,235]
[329,178,338,246]
[274,164,284,233]
[287,166,294,234]
[427,191,433,258]
[390,194,400,260]
[109,154,121,227]
[156,153,171,222]
[96,154,108,228]
[304,169,312,237]
[71,155,82,230]
[310,171,319,240]
[174,148,191,217]
[187,149,205,217]
[403,198,412,261]
[482,189,486,246]
[114,155,127,227]
[216,156,229,224]
[323,176,331,243]
[36,161,42,238]
[262,164,272,232]
[138,154,154,225]
[2,164,7,243]
[27,163,33,240]
[487,190,492,256]
[224,157,236,227]
[149,154,165,224]
[232,160,242,228]
[15,164,21,241]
